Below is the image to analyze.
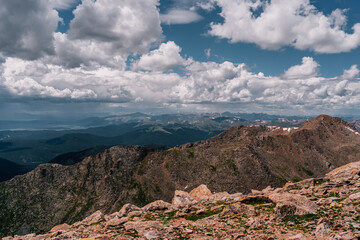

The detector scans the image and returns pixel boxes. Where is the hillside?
[4,160,360,239]
[0,158,25,182]
[0,115,360,237]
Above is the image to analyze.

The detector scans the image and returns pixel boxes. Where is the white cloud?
[50,0,79,9]
[0,0,59,60]
[283,57,319,79]
[204,48,211,58]
[1,56,360,115]
[341,65,360,80]
[209,0,360,53]
[160,9,203,24]
[132,41,186,72]
[69,0,162,55]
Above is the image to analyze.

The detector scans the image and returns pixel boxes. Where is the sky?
[0,0,360,120]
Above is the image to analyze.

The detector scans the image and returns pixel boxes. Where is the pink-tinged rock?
[326,161,360,182]
[283,178,315,191]
[268,193,319,218]
[142,200,172,211]
[73,210,104,227]
[49,223,71,232]
[189,184,212,201]
[287,233,307,240]
[172,190,194,206]
[124,221,164,235]
[348,192,360,201]
[208,192,231,202]
[315,222,331,237]
[105,217,129,229]
[105,204,142,221]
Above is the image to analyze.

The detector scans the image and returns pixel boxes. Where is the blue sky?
[0,0,360,120]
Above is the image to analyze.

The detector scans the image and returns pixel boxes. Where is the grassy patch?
[283,214,319,225]
[184,209,222,221]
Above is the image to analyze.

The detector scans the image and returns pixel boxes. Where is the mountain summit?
[0,115,359,237]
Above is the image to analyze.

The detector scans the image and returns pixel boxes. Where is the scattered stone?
[142,200,172,211]
[5,161,360,240]
[268,192,319,218]
[189,184,212,201]
[72,210,104,227]
[172,190,195,206]
[49,223,71,232]
[315,222,331,237]
[105,217,128,229]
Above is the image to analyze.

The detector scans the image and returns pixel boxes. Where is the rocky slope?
[1,115,360,237]
[4,160,360,240]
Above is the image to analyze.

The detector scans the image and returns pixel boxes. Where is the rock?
[124,221,164,235]
[172,190,194,206]
[246,217,264,228]
[189,184,212,201]
[268,193,319,218]
[50,223,71,232]
[261,186,274,195]
[142,200,172,211]
[105,217,129,229]
[55,231,80,239]
[208,192,231,202]
[315,222,331,237]
[73,210,104,227]
[287,233,307,240]
[283,178,315,191]
[326,161,360,182]
[348,192,360,201]
[222,203,256,216]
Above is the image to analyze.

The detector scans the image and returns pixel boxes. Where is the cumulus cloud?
[68,0,162,55]
[208,0,360,53]
[50,0,79,9]
[132,41,186,72]
[283,57,319,79]
[1,56,360,114]
[341,65,360,80]
[0,0,59,60]
[160,9,203,24]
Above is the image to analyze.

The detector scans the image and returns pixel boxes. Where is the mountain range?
[0,115,359,237]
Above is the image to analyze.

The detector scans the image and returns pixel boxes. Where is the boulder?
[105,217,129,229]
[172,190,194,206]
[326,161,360,182]
[50,223,71,233]
[189,184,212,201]
[268,193,319,218]
[283,178,315,191]
[348,192,360,201]
[142,200,172,211]
[105,204,142,221]
[315,222,331,238]
[73,210,104,227]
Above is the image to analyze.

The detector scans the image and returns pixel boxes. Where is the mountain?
[0,115,360,237]
[351,120,360,131]
[4,160,360,239]
[0,158,25,182]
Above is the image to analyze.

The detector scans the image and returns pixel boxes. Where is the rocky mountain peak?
[0,115,360,238]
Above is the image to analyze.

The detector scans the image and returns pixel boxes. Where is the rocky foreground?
[4,161,360,240]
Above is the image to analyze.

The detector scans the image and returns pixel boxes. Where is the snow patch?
[345,126,360,135]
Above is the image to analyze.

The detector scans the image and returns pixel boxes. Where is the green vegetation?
[283,214,319,225]
[184,209,222,221]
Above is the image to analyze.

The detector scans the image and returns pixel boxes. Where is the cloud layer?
[209,0,360,53]
[0,0,359,116]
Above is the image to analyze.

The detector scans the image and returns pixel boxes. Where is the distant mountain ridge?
[0,115,360,237]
